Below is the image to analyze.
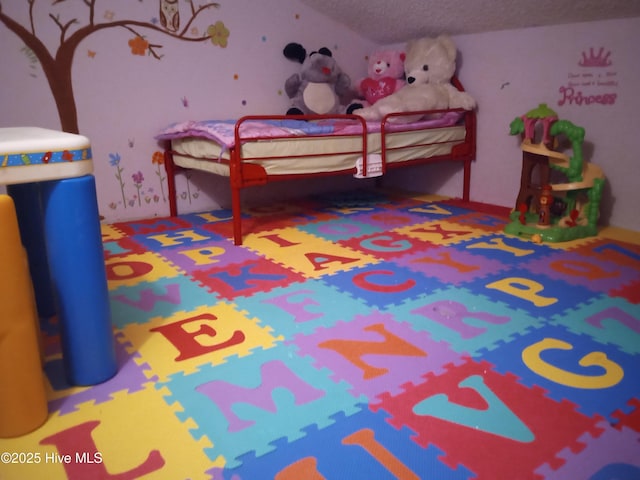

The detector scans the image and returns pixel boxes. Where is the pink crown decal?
[579,47,612,67]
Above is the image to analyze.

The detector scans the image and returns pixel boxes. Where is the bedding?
[156,111,463,147]
[157,103,476,245]
[163,119,465,177]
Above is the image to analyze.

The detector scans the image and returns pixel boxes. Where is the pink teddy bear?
[359,50,406,105]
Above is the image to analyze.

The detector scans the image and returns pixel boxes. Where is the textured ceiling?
[299,0,640,44]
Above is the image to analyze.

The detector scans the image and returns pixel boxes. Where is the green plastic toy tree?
[506,105,605,242]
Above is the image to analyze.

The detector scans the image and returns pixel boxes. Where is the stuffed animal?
[354,35,476,123]
[283,42,356,115]
[359,50,406,105]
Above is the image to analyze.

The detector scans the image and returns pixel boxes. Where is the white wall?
[385,17,640,231]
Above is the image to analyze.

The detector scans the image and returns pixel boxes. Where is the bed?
[156,78,476,245]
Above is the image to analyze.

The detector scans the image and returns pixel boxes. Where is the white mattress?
[170,124,466,177]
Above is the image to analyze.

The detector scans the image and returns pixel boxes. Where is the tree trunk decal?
[0,0,223,134]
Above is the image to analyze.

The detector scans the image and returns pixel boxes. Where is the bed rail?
[380,107,475,201]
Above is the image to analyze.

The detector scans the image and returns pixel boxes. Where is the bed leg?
[232,185,242,246]
[164,148,178,216]
[462,158,471,202]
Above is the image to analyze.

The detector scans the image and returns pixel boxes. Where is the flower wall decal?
[208,21,229,48]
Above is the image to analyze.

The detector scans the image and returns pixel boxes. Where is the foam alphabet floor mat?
[1,189,639,479]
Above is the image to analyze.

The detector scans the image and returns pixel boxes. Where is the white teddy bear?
[355,35,476,123]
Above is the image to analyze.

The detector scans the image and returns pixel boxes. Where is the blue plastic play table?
[0,127,116,386]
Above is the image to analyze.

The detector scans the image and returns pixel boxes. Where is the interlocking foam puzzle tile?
[396,220,485,246]
[216,403,474,480]
[371,357,604,480]
[298,217,385,243]
[327,261,449,309]
[311,188,393,209]
[191,257,307,300]
[401,191,449,203]
[45,334,156,414]
[347,208,432,231]
[535,421,640,479]
[181,208,233,226]
[384,193,431,210]
[244,202,311,219]
[612,397,640,431]
[110,215,193,236]
[573,237,640,269]
[0,384,216,480]
[469,266,602,317]
[105,251,183,290]
[550,294,640,355]
[241,226,380,279]
[117,303,283,382]
[442,211,509,232]
[100,223,126,242]
[339,230,436,261]
[158,343,366,469]
[237,279,372,339]
[102,236,147,259]
[133,226,226,252]
[202,202,319,240]
[583,238,640,268]
[455,232,550,263]
[289,309,466,399]
[158,236,261,273]
[478,323,640,422]
[389,286,544,355]
[394,243,510,286]
[404,200,476,220]
[522,249,640,295]
[320,206,383,220]
[610,278,640,304]
[110,275,218,329]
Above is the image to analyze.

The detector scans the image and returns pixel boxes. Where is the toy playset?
[505,104,606,242]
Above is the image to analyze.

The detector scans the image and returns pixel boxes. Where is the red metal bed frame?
[163,78,476,245]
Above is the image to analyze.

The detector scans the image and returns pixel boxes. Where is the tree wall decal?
[0,0,224,134]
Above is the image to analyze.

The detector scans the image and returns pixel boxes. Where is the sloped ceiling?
[300,0,640,44]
